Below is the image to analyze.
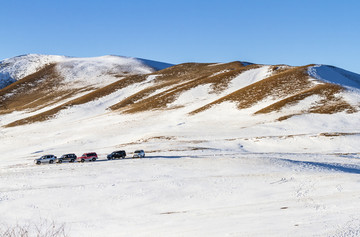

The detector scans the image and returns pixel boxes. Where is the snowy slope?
[0,54,65,89]
[0,54,173,89]
[55,55,172,87]
[308,64,360,89]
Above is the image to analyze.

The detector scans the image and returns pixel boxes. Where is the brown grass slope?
[190,65,314,114]
[5,63,219,126]
[112,62,260,113]
[110,63,217,110]
[5,74,149,127]
[255,83,356,115]
[0,64,77,115]
[190,65,357,118]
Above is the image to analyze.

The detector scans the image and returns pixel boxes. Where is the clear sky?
[1,0,359,73]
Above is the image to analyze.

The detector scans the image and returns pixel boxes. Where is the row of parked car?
[34,150,145,165]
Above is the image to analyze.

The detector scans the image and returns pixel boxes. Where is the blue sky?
[1,0,359,73]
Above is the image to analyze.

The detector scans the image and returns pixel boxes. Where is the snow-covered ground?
[1,152,360,236]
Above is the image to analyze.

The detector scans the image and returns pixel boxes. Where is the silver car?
[133,150,145,158]
[34,155,57,165]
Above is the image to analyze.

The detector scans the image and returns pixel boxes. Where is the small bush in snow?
[0,219,68,237]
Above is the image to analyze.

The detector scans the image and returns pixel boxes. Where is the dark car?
[107,150,126,160]
[57,153,77,163]
[77,152,98,162]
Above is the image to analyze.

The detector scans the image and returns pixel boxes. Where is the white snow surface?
[1,151,360,236]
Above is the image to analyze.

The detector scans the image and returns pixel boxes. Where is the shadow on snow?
[277,157,360,175]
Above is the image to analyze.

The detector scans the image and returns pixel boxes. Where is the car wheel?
[36,161,41,165]
[49,160,54,164]
[58,159,62,164]
[70,159,74,163]
[92,158,96,161]
[81,159,85,163]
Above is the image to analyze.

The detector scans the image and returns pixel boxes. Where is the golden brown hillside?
[0,64,82,115]
[112,62,260,113]
[189,65,357,119]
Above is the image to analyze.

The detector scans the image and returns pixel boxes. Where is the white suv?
[133,150,145,158]
[34,155,57,165]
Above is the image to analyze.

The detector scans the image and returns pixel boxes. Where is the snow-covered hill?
[0,54,173,89]
[1,54,360,236]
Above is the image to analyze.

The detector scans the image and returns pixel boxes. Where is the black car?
[107,150,126,160]
[57,153,77,163]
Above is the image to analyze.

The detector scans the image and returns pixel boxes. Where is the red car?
[77,152,98,162]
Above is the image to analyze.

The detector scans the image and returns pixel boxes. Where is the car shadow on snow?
[277,158,360,175]
[96,155,199,161]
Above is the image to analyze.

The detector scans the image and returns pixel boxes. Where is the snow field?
[1,153,360,236]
